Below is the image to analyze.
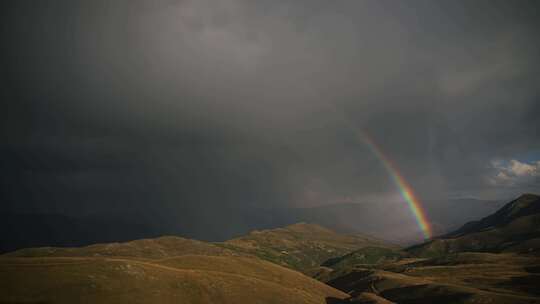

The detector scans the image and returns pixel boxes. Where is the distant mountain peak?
[517,193,540,199]
[505,193,540,215]
[445,193,540,238]
[407,194,540,257]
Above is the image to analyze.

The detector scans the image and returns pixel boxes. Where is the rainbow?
[326,105,432,239]
[360,132,432,239]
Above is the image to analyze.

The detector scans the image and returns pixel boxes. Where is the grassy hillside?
[220,223,395,273]
[0,255,349,304]
[5,195,540,304]
[3,236,241,259]
[322,247,405,270]
[0,223,389,303]
[3,223,392,274]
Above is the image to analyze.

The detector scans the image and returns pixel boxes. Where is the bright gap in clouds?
[490,159,540,186]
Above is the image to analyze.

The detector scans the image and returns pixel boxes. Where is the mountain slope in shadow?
[407,194,540,257]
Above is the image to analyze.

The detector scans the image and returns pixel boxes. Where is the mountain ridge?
[3,195,539,303]
[1,198,504,252]
[406,193,540,257]
[445,194,540,238]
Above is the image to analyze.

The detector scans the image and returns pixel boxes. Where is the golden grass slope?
[0,255,349,304]
[3,236,241,259]
[0,223,393,303]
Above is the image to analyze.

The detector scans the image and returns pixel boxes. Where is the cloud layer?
[490,159,540,187]
[1,0,539,239]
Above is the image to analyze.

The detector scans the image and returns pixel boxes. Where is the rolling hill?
[220,223,395,273]
[322,247,405,271]
[0,226,369,303]
[0,255,349,304]
[4,223,393,273]
[3,235,241,259]
[0,222,392,303]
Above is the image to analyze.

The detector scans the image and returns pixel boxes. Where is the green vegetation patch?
[322,247,404,270]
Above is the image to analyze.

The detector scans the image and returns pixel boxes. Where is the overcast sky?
[1,1,539,228]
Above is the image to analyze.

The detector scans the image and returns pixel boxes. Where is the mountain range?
[0,197,504,252]
[1,194,539,303]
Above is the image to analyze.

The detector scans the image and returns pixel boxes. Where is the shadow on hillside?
[380,284,472,304]
[496,274,540,296]
[325,297,347,304]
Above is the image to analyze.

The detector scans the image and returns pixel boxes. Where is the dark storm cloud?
[1,0,539,239]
